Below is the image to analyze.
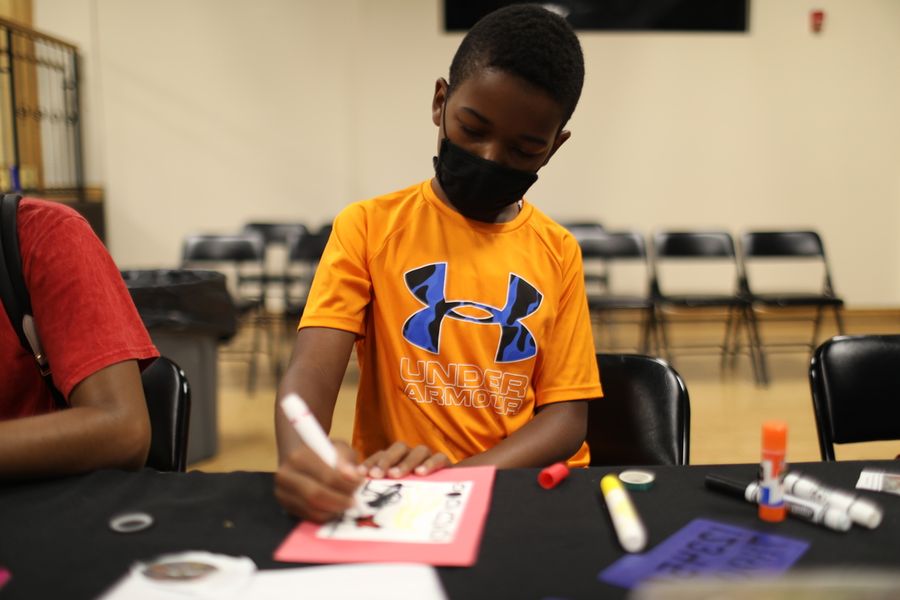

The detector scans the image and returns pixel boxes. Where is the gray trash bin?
[122,269,237,464]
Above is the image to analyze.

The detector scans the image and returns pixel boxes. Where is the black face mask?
[432,104,539,221]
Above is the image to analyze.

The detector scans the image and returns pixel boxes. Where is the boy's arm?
[0,360,151,477]
[274,326,363,522]
[274,326,450,522]
[275,326,356,459]
[455,399,591,468]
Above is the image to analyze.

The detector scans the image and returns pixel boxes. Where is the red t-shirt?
[0,198,158,419]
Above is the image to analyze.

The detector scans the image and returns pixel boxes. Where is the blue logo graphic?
[401,263,543,362]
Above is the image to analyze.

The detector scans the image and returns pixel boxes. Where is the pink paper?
[274,465,496,567]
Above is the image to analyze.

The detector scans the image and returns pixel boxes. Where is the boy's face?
[431,69,571,175]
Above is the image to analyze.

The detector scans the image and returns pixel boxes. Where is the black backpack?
[0,193,66,408]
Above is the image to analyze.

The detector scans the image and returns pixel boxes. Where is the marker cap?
[849,500,883,529]
[538,462,570,489]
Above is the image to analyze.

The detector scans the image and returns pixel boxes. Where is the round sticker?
[142,561,219,581]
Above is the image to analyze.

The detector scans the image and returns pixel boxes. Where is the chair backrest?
[287,226,331,262]
[181,234,265,264]
[740,230,837,295]
[741,230,825,258]
[652,231,740,297]
[182,234,266,303]
[242,222,309,247]
[142,356,191,472]
[654,231,736,259]
[284,224,333,314]
[578,231,646,261]
[587,353,690,466]
[561,221,604,243]
[809,335,900,461]
[578,231,651,300]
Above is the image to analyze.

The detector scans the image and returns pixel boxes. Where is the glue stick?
[758,420,787,522]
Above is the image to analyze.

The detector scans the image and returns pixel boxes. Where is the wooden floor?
[190,310,900,473]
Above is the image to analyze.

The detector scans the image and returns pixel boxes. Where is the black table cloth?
[1,461,898,599]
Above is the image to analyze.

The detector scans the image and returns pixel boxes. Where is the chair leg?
[743,305,769,386]
[655,306,672,364]
[729,313,743,369]
[263,311,283,383]
[639,307,653,355]
[834,306,846,335]
[247,310,262,395]
[721,305,739,370]
[810,305,825,351]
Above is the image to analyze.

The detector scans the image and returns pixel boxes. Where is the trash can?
[122,269,237,464]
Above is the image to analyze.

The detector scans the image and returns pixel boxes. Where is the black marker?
[705,474,851,532]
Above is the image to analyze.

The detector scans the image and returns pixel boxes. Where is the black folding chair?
[579,231,655,354]
[740,231,845,374]
[587,353,690,466]
[181,233,272,392]
[651,230,767,385]
[284,223,332,318]
[243,222,309,317]
[809,335,900,461]
[142,356,191,472]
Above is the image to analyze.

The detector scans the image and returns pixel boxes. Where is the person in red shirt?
[275,4,601,522]
[0,198,159,477]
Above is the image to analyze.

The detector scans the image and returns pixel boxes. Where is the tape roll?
[109,512,154,533]
[619,470,655,491]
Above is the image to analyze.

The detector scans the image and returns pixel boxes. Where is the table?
[1,461,898,599]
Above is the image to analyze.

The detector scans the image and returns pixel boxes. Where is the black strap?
[0,194,67,408]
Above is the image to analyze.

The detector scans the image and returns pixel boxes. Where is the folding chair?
[578,231,655,354]
[142,356,191,472]
[284,223,332,318]
[651,230,767,385]
[182,233,273,393]
[740,231,845,374]
[809,335,900,461]
[588,353,690,466]
[242,222,309,310]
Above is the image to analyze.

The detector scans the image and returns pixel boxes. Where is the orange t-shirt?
[299,180,602,467]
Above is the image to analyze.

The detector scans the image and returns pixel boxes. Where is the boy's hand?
[359,441,450,479]
[274,441,363,523]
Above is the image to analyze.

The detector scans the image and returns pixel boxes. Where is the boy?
[0,197,158,477]
[275,4,602,522]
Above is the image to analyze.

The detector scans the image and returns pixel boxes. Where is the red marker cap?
[538,462,570,489]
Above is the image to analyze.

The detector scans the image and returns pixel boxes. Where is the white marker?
[281,394,367,515]
[784,472,882,529]
[280,394,338,467]
[601,474,647,553]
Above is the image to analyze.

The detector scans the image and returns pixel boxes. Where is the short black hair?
[448,4,585,124]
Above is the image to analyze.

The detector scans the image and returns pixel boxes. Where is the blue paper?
[599,518,810,589]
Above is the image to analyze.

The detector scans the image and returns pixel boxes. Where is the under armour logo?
[402,263,543,363]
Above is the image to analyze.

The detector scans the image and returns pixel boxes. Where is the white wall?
[34,0,900,305]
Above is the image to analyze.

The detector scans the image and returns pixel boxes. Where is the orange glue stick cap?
[762,420,787,449]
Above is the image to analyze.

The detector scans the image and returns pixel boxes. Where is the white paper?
[247,563,448,600]
[316,479,473,544]
[856,468,900,496]
[97,552,255,600]
[98,554,447,600]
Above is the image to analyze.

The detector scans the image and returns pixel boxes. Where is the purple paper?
[599,518,810,589]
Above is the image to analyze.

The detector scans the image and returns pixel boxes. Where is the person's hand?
[274,441,363,523]
[359,441,451,479]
